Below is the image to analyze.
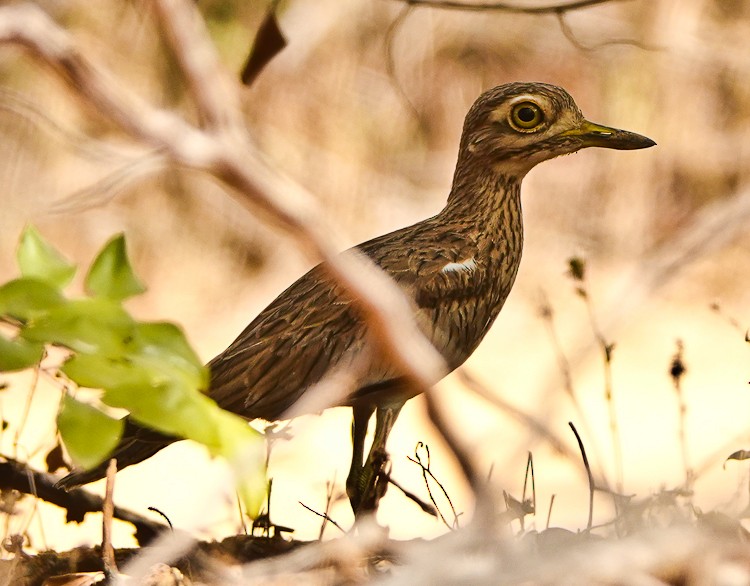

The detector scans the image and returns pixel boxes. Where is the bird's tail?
[55,419,177,490]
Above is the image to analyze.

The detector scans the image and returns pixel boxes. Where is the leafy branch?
[0,226,265,514]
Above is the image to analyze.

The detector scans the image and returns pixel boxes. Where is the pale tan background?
[1,0,750,550]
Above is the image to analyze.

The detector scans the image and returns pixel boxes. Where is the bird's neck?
[440,163,524,253]
[421,164,525,366]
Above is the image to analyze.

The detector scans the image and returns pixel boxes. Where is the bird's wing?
[208,222,484,421]
[207,263,364,420]
[358,224,494,368]
[358,223,484,303]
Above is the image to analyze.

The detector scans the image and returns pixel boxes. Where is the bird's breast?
[414,248,522,369]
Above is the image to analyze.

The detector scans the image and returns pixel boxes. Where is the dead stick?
[102,458,118,577]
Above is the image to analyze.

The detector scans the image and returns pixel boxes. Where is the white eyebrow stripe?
[441,257,477,274]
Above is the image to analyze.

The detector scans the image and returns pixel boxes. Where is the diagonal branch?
[152,0,245,133]
[385,0,631,14]
[0,457,166,545]
[0,2,445,402]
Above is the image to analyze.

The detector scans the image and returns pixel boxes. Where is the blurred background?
[1,0,749,550]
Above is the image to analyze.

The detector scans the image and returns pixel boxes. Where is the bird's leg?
[346,403,374,514]
[354,404,403,517]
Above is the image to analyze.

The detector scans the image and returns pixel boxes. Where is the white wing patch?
[441,257,477,275]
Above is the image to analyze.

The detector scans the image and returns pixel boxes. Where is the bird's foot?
[347,446,391,518]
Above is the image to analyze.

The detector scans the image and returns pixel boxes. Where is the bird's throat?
[443,169,524,251]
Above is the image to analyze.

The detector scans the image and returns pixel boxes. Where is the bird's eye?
[509,102,544,131]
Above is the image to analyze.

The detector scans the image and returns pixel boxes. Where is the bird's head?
[459,82,655,176]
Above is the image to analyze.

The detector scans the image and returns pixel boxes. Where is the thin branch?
[0,87,145,163]
[709,302,747,338]
[669,340,692,488]
[456,369,580,464]
[102,459,118,578]
[556,10,660,52]
[298,501,345,534]
[147,507,174,532]
[0,2,444,406]
[546,494,556,529]
[423,390,492,528]
[388,476,439,518]
[385,0,631,14]
[568,422,594,534]
[537,293,609,476]
[407,443,459,528]
[12,363,41,458]
[521,452,535,532]
[568,258,623,492]
[319,478,338,540]
[152,0,244,132]
[48,152,168,213]
[383,3,423,128]
[0,457,166,545]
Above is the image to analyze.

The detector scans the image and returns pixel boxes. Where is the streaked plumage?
[58,83,654,515]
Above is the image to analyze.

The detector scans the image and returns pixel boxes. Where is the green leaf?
[57,395,124,470]
[0,333,44,371]
[132,322,208,389]
[61,353,145,390]
[0,278,66,321]
[17,226,76,288]
[214,410,266,517]
[84,235,146,301]
[103,381,221,445]
[105,380,264,515]
[22,297,134,356]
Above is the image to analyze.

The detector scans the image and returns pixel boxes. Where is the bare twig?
[423,392,491,528]
[383,3,424,128]
[546,494,556,529]
[538,295,577,403]
[382,0,646,127]
[147,507,174,532]
[298,501,345,535]
[537,294,609,476]
[385,0,631,14]
[0,457,166,545]
[568,258,623,492]
[669,340,692,488]
[49,153,168,213]
[709,302,747,337]
[0,86,146,164]
[407,443,459,528]
[319,478,338,540]
[521,452,535,531]
[0,2,444,411]
[17,457,44,550]
[12,364,41,458]
[234,492,248,536]
[555,10,660,52]
[152,0,244,133]
[457,369,580,463]
[388,476,438,517]
[568,422,594,533]
[102,458,118,578]
[597,189,750,344]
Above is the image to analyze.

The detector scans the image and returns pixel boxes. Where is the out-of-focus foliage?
[0,227,264,515]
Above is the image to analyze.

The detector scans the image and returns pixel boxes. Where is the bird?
[57,82,655,516]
